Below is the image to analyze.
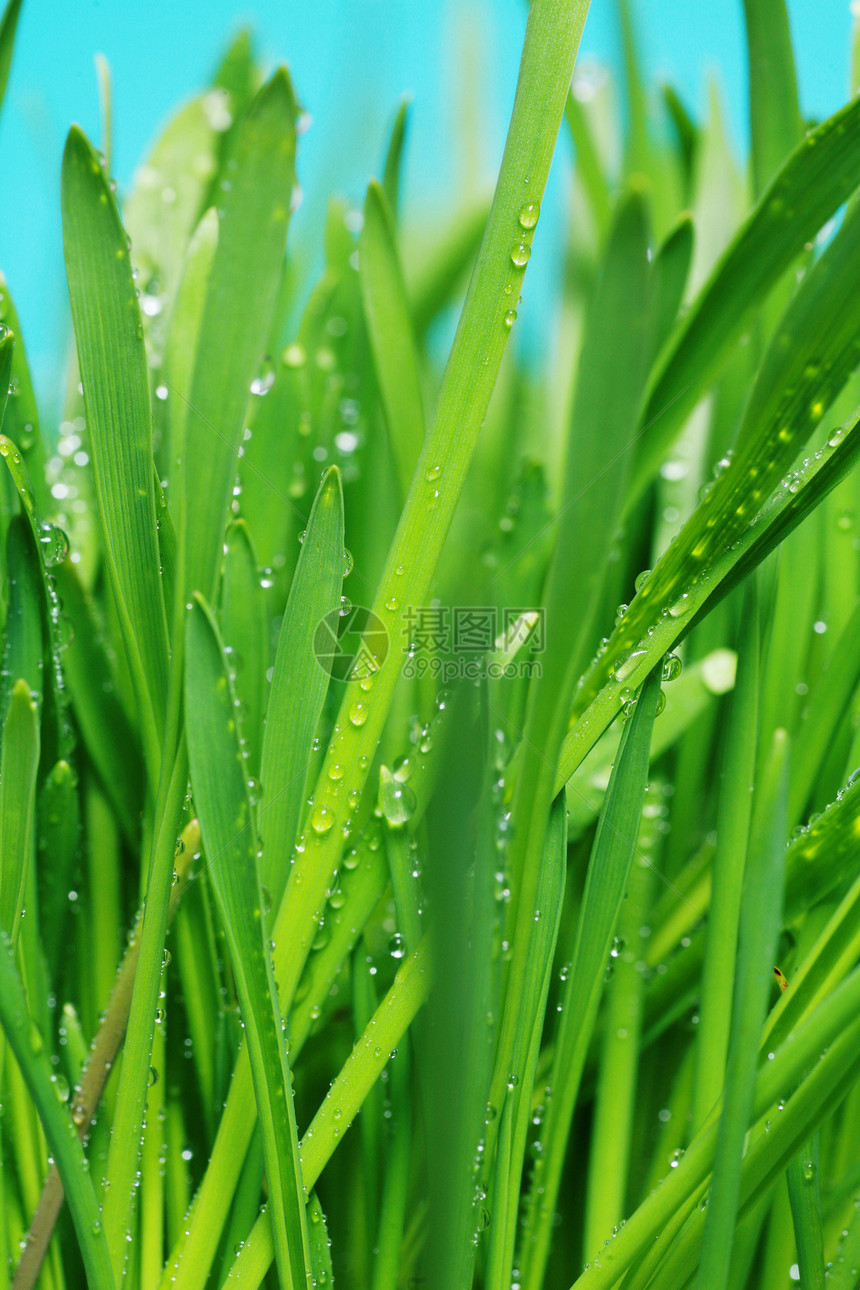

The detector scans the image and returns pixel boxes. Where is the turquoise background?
[0,0,852,407]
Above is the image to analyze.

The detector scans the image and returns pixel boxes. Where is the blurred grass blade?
[0,0,22,116]
[521,668,662,1289]
[0,931,115,1290]
[61,125,169,775]
[635,93,860,496]
[382,97,410,218]
[258,465,343,913]
[697,729,789,1290]
[743,0,802,196]
[178,69,297,606]
[646,212,694,369]
[185,594,311,1290]
[360,180,426,497]
[0,681,39,947]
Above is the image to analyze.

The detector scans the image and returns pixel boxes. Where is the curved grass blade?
[635,92,860,496]
[359,180,425,497]
[0,681,39,947]
[258,465,343,913]
[185,594,312,1290]
[1,515,43,728]
[0,277,49,512]
[177,69,297,607]
[61,125,169,776]
[220,520,267,779]
[0,931,115,1290]
[520,668,662,1290]
[645,211,694,370]
[0,0,22,116]
[382,97,410,218]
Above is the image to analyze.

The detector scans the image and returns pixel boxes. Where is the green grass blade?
[635,93,860,495]
[742,0,803,196]
[177,69,297,606]
[521,668,662,1289]
[219,520,267,778]
[1,515,43,727]
[0,680,39,947]
[359,180,426,497]
[696,728,789,1290]
[382,97,410,218]
[693,580,760,1130]
[0,0,22,117]
[645,211,694,369]
[0,277,49,513]
[786,1134,825,1290]
[258,465,343,913]
[61,125,169,776]
[0,931,115,1290]
[185,594,312,1290]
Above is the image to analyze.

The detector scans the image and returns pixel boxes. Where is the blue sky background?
[0,0,853,413]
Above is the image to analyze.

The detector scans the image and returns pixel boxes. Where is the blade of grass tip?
[61,126,169,781]
[0,933,115,1290]
[693,577,760,1131]
[37,760,80,988]
[0,681,39,950]
[381,97,410,219]
[520,668,662,1290]
[662,85,698,201]
[306,1192,334,1289]
[94,53,112,172]
[632,92,860,502]
[258,465,343,916]
[420,683,496,1290]
[696,728,789,1290]
[11,819,200,1290]
[563,88,612,243]
[225,941,430,1289]
[742,0,802,197]
[489,184,650,1156]
[485,793,566,1290]
[185,595,312,1290]
[359,180,426,499]
[220,520,267,780]
[0,0,22,116]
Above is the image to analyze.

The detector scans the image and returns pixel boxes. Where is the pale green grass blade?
[185,594,312,1290]
[0,932,115,1290]
[697,729,789,1290]
[635,93,860,494]
[257,465,343,912]
[520,668,662,1290]
[408,202,489,336]
[178,69,297,606]
[224,941,430,1288]
[693,581,759,1131]
[0,680,39,947]
[0,276,49,513]
[1,516,43,727]
[219,520,267,778]
[359,180,425,497]
[382,98,410,218]
[61,125,169,775]
[743,0,802,196]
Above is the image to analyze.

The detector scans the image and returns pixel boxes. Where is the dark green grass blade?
[61,126,169,773]
[634,93,860,496]
[697,730,789,1290]
[645,211,694,370]
[0,0,22,117]
[1,514,43,728]
[185,594,311,1290]
[0,680,39,947]
[0,931,115,1290]
[177,69,297,606]
[786,1134,825,1290]
[743,0,803,196]
[359,180,425,498]
[36,759,79,985]
[520,669,662,1290]
[0,275,49,512]
[219,520,267,779]
[258,465,343,913]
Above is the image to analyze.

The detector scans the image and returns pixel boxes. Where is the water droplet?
[311,806,334,835]
[379,765,416,826]
[342,548,354,576]
[518,201,540,229]
[39,524,69,568]
[634,569,651,593]
[426,464,442,482]
[511,242,530,268]
[662,653,682,682]
[504,309,517,328]
[349,701,368,727]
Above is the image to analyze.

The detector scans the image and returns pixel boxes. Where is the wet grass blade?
[0,681,39,947]
[61,126,169,776]
[258,465,343,913]
[0,931,115,1290]
[185,595,312,1290]
[360,180,426,497]
[219,520,267,778]
[520,668,662,1290]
